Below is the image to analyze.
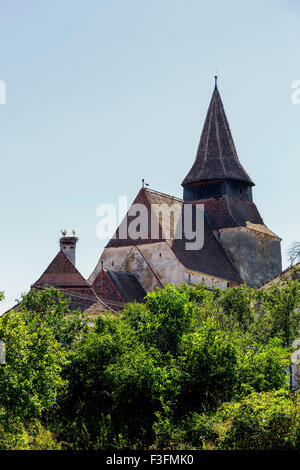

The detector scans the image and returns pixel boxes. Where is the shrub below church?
[0,283,299,450]
[192,390,300,450]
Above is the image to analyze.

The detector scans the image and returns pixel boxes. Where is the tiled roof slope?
[107,188,190,248]
[107,270,146,303]
[106,188,242,284]
[107,188,165,248]
[170,220,242,284]
[182,85,254,186]
[194,195,264,231]
[92,269,146,309]
[54,287,99,311]
[32,250,90,288]
[30,250,103,312]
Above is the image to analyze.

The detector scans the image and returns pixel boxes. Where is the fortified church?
[29,80,284,315]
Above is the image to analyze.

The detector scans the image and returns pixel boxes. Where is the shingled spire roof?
[182,80,254,186]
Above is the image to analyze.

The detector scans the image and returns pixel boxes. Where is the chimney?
[59,236,78,265]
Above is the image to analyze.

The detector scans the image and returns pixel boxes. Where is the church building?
[28,80,283,314]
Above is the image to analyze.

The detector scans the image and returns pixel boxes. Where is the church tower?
[182,79,282,287]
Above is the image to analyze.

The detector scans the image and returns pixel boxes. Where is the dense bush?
[180,390,300,450]
[0,281,299,450]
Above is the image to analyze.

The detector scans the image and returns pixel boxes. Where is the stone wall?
[216,225,282,288]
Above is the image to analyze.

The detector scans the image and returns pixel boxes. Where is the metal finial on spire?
[214,75,218,88]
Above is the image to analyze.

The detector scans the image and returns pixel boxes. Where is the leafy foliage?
[0,281,299,450]
[184,390,300,450]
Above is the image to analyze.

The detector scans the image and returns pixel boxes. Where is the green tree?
[0,309,69,421]
[261,280,300,347]
[0,288,87,423]
[1,282,297,450]
[177,318,238,412]
[18,287,88,348]
[137,285,196,355]
[216,284,256,330]
[206,390,300,450]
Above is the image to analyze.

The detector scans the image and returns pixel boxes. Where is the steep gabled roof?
[107,188,165,248]
[105,187,242,284]
[107,188,187,248]
[32,250,90,288]
[182,85,254,186]
[106,270,146,303]
[92,269,146,310]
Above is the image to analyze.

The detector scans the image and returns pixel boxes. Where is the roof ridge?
[214,97,227,176]
[144,187,183,202]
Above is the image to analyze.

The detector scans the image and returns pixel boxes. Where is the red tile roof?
[92,269,146,310]
[107,187,163,248]
[32,250,90,288]
[29,248,146,315]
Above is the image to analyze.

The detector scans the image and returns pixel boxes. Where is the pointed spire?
[182,81,254,187]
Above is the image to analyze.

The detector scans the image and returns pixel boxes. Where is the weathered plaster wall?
[216,226,282,288]
[92,242,184,291]
[90,241,228,293]
[183,270,228,290]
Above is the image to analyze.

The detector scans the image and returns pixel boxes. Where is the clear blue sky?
[0,0,299,313]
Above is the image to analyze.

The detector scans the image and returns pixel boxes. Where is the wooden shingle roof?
[182,85,254,186]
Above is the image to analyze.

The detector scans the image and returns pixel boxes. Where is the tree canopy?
[0,281,299,450]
